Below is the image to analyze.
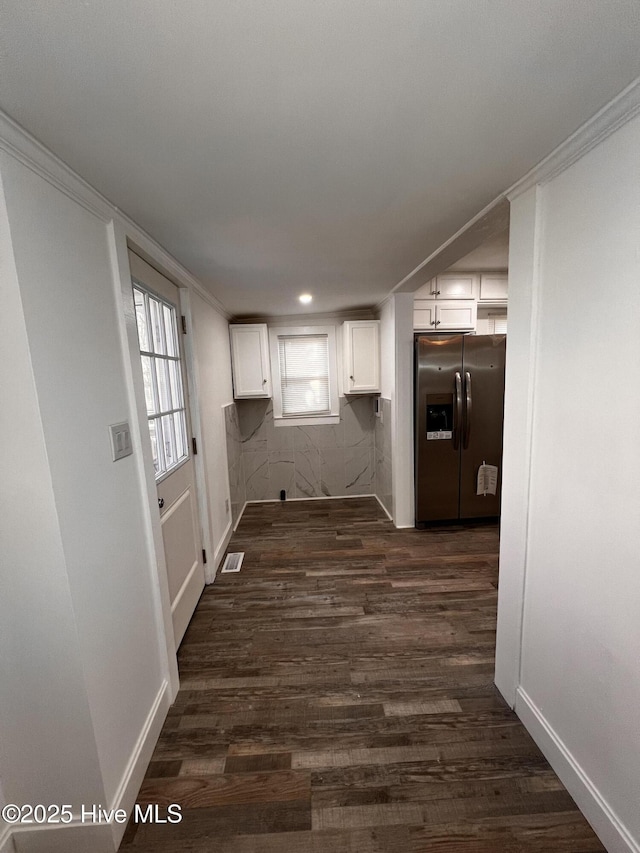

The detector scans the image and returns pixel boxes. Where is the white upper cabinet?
[414,300,477,331]
[478,273,508,303]
[343,320,380,394]
[229,324,272,398]
[414,270,507,331]
[434,300,477,331]
[415,273,479,300]
[414,300,436,330]
[414,273,478,331]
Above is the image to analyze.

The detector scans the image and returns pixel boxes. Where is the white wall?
[497,113,640,851]
[376,294,414,527]
[0,164,113,852]
[379,297,395,399]
[0,779,13,853]
[0,149,179,849]
[189,291,235,571]
[494,185,540,704]
[391,293,414,527]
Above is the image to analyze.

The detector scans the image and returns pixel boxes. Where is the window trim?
[269,325,340,426]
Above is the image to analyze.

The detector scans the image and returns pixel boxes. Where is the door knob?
[158,497,164,509]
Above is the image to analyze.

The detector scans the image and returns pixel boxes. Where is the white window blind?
[277,334,330,416]
[493,315,508,334]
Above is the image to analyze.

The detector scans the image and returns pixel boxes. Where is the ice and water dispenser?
[426,393,453,441]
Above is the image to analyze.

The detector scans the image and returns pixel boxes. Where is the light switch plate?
[109,422,133,461]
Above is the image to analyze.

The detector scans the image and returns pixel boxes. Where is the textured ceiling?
[1,1,639,317]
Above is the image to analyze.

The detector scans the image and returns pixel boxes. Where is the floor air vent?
[221,552,245,573]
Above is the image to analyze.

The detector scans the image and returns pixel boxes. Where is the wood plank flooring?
[120,498,604,852]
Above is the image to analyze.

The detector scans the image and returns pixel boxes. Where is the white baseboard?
[11,822,114,853]
[0,827,16,853]
[373,493,394,521]
[211,519,234,581]
[244,493,377,505]
[7,681,170,853]
[233,501,248,531]
[515,687,639,853]
[108,679,170,848]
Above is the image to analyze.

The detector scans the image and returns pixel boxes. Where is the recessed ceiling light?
[299,293,313,304]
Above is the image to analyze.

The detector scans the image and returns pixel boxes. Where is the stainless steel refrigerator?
[415,334,506,523]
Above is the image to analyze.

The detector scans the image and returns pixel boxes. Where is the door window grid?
[133,284,189,478]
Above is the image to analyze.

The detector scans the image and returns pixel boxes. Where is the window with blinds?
[277,334,330,416]
[493,315,508,335]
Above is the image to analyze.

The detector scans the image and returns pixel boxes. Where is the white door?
[129,251,205,649]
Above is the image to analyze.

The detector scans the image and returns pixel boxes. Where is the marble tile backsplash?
[224,397,376,515]
[374,397,393,517]
[224,403,246,526]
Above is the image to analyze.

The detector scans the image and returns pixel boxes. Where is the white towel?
[476,464,498,496]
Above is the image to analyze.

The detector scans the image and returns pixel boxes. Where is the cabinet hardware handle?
[435,320,441,326]
[262,378,267,384]
[435,290,441,296]
[158,497,164,509]
[430,321,436,326]
[350,375,354,380]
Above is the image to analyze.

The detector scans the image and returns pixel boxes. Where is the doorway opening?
[412,227,509,526]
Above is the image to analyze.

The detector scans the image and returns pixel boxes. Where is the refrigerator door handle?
[463,371,472,449]
[454,372,462,450]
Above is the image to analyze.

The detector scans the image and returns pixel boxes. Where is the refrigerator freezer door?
[459,335,506,519]
[415,335,464,522]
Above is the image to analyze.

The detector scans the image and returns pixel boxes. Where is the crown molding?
[125,240,230,319]
[375,292,394,313]
[0,110,112,222]
[507,75,640,200]
[0,109,231,320]
[391,196,510,294]
[388,76,640,298]
[186,279,231,320]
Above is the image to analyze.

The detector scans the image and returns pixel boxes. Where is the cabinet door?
[413,279,438,300]
[435,301,477,331]
[229,324,272,398]
[343,320,380,393]
[414,300,436,330]
[478,274,508,302]
[435,273,478,300]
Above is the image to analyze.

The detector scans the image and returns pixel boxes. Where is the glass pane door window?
[133,284,189,478]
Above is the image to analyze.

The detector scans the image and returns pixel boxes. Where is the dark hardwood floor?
[120,497,604,852]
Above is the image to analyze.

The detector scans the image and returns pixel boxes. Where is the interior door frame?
[174,285,215,583]
[128,245,214,625]
[108,223,213,698]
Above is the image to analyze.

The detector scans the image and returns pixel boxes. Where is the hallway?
[121,498,603,852]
